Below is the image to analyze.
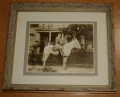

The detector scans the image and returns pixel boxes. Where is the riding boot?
[60,49,67,58]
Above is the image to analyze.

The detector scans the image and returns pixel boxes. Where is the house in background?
[29,24,71,54]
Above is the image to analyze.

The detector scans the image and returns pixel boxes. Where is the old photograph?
[25,22,96,74]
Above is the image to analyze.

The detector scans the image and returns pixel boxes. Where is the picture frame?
[2,3,116,93]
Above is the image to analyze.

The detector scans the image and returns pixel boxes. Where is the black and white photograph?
[25,22,96,74]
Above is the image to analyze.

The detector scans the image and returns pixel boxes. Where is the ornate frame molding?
[2,3,116,93]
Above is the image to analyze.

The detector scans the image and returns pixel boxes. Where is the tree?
[59,24,93,42]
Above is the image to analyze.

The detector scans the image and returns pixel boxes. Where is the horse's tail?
[42,45,53,62]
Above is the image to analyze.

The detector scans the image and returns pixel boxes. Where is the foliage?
[30,24,39,28]
[30,33,36,36]
[60,24,93,41]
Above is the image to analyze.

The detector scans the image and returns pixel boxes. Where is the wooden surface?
[0,0,120,97]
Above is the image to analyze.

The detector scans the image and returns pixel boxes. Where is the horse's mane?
[64,40,75,47]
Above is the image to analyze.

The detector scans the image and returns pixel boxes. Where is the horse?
[42,38,81,69]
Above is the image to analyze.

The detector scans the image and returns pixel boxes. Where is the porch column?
[62,33,64,41]
[39,33,41,43]
[36,32,39,41]
[37,33,41,54]
[83,36,85,49]
[48,32,51,45]
[81,35,85,49]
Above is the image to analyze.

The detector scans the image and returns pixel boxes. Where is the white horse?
[42,38,81,69]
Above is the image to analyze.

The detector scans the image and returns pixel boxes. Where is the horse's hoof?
[42,66,46,69]
[63,67,67,70]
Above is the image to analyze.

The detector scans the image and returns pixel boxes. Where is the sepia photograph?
[24,22,96,75]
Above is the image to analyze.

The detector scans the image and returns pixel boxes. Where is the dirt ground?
[27,64,94,73]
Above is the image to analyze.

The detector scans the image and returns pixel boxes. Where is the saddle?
[52,46,67,58]
[52,46,58,52]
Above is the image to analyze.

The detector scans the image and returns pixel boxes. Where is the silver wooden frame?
[2,3,116,93]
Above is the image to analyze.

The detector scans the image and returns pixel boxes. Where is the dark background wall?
[0,0,120,97]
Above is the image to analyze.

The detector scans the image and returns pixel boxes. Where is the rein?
[75,41,80,49]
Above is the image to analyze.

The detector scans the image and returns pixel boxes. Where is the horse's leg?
[63,57,68,69]
[43,53,50,68]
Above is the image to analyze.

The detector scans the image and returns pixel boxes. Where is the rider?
[55,33,67,58]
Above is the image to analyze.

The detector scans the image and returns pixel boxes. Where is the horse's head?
[73,38,81,50]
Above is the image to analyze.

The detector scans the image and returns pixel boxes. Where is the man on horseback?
[55,33,67,58]
[42,33,81,69]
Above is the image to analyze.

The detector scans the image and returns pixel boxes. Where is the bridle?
[74,40,81,49]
